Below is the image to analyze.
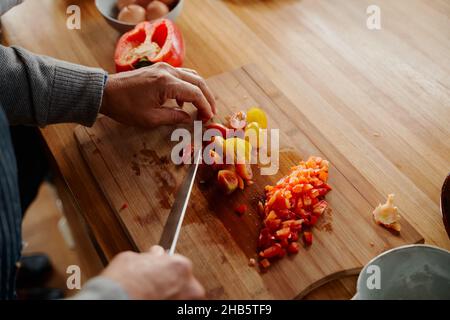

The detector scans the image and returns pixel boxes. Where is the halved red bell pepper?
[115,19,185,72]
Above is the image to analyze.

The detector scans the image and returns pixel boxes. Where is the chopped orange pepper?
[256,156,332,269]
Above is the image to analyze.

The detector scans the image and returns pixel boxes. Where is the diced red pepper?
[309,215,319,226]
[281,220,295,229]
[256,156,331,269]
[303,195,312,206]
[234,204,247,216]
[303,232,313,246]
[260,245,282,259]
[288,231,299,242]
[287,242,300,254]
[266,219,281,232]
[260,259,271,269]
[275,227,291,241]
[310,189,320,198]
[264,210,277,222]
[257,228,274,249]
[290,219,303,232]
[312,200,328,215]
[278,248,287,258]
[279,238,289,249]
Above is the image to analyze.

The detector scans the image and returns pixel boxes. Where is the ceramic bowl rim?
[356,243,450,296]
[95,0,183,27]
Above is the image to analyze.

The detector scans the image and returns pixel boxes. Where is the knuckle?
[155,62,169,70]
[171,255,192,274]
[192,87,202,99]
[155,72,169,85]
[116,251,136,261]
[196,77,206,89]
[157,62,175,74]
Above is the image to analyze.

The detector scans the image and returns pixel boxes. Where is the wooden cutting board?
[75,65,423,299]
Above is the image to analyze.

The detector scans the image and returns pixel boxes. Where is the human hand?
[100,246,205,300]
[100,63,216,127]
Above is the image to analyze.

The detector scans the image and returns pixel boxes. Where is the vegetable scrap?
[372,194,401,232]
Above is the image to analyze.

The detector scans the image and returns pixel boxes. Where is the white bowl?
[95,0,184,33]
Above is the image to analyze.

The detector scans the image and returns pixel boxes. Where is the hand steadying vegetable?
[100,62,216,127]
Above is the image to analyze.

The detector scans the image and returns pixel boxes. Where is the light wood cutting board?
[75,65,423,299]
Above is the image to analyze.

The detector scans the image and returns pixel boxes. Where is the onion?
[146,1,169,21]
[117,0,137,11]
[118,4,147,24]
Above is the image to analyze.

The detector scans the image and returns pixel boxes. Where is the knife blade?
[159,149,202,255]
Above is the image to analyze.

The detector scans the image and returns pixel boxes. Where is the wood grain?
[75,65,423,299]
[1,0,449,299]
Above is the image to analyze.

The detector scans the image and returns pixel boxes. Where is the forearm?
[0,45,106,126]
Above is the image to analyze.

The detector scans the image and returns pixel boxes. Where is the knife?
[159,149,202,255]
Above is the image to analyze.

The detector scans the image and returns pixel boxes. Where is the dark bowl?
[441,173,450,239]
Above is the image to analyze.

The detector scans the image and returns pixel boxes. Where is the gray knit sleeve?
[0,0,23,16]
[0,45,106,127]
[70,277,129,300]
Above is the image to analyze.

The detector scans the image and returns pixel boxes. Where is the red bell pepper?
[115,19,185,72]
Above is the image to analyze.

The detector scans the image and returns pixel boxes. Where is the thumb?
[148,107,191,126]
[172,277,205,300]
[148,245,165,256]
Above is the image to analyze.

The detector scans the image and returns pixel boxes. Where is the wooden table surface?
[1,0,449,299]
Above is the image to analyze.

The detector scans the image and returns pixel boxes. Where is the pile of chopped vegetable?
[203,108,333,270]
[204,108,268,195]
[257,156,332,269]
